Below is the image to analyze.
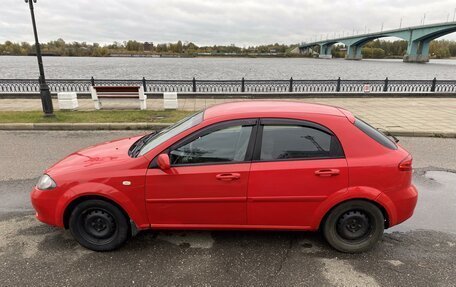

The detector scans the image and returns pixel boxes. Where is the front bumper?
[30,186,63,227]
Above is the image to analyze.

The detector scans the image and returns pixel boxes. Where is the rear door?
[247,118,348,228]
[145,119,257,226]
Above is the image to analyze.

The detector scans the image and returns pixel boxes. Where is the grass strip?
[0,110,193,123]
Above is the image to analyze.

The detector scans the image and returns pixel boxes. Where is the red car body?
[31,101,417,250]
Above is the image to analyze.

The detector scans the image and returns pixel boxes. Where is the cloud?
[1,0,455,45]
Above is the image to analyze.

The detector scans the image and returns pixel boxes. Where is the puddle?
[425,170,456,186]
[298,239,323,254]
[156,231,214,249]
[0,179,35,214]
[387,170,456,234]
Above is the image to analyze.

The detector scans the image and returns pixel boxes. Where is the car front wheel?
[323,200,384,253]
[69,199,130,251]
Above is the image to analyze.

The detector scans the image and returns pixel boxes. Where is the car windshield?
[136,111,204,156]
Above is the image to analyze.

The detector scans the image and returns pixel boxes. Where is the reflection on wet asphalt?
[388,169,456,234]
[0,132,455,286]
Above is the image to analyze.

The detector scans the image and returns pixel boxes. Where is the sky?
[1,0,456,46]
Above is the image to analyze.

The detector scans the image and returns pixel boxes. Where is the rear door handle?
[315,169,340,177]
[216,173,241,181]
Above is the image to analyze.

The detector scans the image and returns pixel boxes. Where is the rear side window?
[354,118,397,150]
[259,125,344,160]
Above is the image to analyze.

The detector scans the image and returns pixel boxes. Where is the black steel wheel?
[69,200,130,251]
[323,200,384,253]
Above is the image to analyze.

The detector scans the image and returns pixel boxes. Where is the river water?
[1,56,455,80]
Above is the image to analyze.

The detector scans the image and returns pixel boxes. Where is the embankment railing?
[1,77,455,95]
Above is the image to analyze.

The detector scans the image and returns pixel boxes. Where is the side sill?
[149,224,314,231]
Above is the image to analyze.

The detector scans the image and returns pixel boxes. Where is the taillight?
[398,155,413,171]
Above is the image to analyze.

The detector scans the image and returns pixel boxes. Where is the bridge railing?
[0,77,455,95]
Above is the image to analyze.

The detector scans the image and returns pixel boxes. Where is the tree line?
[0,39,294,57]
[1,38,456,58]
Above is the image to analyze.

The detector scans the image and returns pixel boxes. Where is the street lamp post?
[25,0,53,116]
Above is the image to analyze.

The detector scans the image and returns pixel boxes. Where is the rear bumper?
[380,184,418,227]
[30,187,63,227]
[395,184,418,225]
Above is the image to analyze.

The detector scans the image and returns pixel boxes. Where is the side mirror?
[157,154,171,170]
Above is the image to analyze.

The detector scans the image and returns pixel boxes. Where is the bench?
[90,86,147,110]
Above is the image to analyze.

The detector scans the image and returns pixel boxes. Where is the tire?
[322,200,384,253]
[69,199,130,251]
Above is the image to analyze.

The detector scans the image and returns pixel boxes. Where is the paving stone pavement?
[0,97,455,134]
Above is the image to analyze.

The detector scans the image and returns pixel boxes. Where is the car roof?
[203,100,346,120]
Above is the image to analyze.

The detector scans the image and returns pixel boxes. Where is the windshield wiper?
[377,128,399,143]
[129,131,158,157]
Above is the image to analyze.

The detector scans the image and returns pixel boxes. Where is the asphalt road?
[0,131,455,286]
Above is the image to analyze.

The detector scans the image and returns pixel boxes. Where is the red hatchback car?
[31,101,417,253]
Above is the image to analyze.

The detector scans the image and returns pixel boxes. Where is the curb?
[0,123,172,131]
[0,123,454,138]
[386,130,456,138]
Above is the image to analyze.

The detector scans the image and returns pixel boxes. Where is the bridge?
[299,22,456,63]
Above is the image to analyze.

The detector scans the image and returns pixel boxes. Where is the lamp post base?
[39,83,54,116]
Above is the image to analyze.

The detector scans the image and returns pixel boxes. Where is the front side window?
[259,125,343,160]
[170,125,253,165]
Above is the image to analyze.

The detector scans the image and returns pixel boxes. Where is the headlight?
[36,174,57,190]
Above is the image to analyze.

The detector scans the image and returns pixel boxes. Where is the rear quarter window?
[354,118,397,150]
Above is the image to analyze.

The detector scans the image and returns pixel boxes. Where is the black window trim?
[149,118,259,168]
[252,118,345,162]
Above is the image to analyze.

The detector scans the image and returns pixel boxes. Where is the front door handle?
[315,169,340,177]
[216,173,241,181]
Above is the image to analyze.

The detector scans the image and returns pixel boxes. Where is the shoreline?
[2,54,456,60]
[0,54,307,59]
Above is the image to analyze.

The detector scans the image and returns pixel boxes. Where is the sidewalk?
[0,97,455,136]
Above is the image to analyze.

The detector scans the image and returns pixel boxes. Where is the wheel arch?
[55,182,149,230]
[317,198,390,231]
[311,186,395,230]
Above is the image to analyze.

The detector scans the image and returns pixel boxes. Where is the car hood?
[46,135,143,176]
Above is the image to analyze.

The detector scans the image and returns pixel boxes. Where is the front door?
[247,119,348,228]
[145,119,257,226]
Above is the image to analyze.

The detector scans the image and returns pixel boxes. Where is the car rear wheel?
[323,200,384,253]
[69,200,130,251]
